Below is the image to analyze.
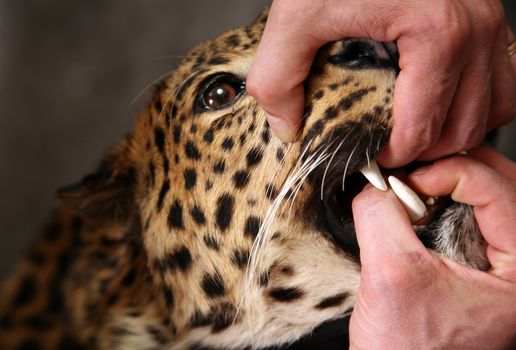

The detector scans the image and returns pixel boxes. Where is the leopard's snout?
[328,39,399,73]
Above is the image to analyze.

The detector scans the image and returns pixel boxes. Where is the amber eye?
[197,74,245,111]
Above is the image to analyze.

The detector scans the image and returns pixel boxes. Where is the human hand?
[247,0,516,167]
[349,146,516,349]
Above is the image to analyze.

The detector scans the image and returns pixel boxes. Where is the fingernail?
[267,113,295,143]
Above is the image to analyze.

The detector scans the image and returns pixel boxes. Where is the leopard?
[0,9,488,350]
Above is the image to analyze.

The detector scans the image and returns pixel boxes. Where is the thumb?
[352,186,426,268]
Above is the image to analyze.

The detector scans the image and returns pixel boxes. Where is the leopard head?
[60,9,488,349]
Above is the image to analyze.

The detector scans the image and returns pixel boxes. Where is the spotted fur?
[0,9,487,350]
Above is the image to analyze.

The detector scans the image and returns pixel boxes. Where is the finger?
[487,25,516,130]
[247,0,328,142]
[377,26,465,167]
[468,144,516,180]
[408,156,516,252]
[247,0,405,142]
[418,46,491,160]
[352,185,427,269]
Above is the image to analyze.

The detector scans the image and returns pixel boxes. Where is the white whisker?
[130,70,175,106]
[320,139,345,200]
[341,144,358,191]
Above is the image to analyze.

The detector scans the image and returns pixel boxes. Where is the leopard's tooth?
[359,160,388,191]
[388,175,427,223]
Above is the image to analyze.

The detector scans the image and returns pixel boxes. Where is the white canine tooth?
[360,160,388,191]
[388,176,427,223]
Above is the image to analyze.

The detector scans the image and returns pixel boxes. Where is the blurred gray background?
[0,1,514,278]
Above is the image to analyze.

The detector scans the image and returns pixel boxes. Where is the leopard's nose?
[329,39,399,73]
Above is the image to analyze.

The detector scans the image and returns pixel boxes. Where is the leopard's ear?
[57,139,136,222]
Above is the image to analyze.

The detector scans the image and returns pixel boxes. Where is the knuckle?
[370,250,435,290]
[246,76,277,103]
[412,124,442,151]
[461,127,485,150]
[476,1,504,36]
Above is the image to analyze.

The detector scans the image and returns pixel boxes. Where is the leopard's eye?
[204,82,236,108]
[198,74,245,111]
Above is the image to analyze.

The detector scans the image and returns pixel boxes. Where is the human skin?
[247,0,516,167]
[350,146,516,349]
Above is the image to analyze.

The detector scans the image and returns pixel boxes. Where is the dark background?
[0,1,514,278]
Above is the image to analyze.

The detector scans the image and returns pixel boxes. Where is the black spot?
[279,265,295,276]
[208,56,230,65]
[232,249,249,268]
[304,103,313,117]
[336,88,375,114]
[314,90,324,100]
[149,161,156,187]
[233,170,250,188]
[16,339,41,350]
[164,287,174,308]
[261,129,271,144]
[225,34,241,47]
[13,275,37,308]
[324,106,338,119]
[302,120,324,152]
[259,271,270,287]
[221,137,234,150]
[265,183,278,200]
[106,294,118,306]
[154,97,163,115]
[201,272,225,297]
[163,155,170,174]
[57,335,86,350]
[168,200,184,230]
[165,246,192,272]
[276,148,285,162]
[173,125,182,144]
[128,310,143,318]
[211,302,237,333]
[183,169,197,190]
[268,287,305,302]
[122,268,137,286]
[205,180,213,191]
[213,160,226,174]
[239,134,246,146]
[244,216,261,238]
[22,315,54,331]
[203,129,214,143]
[246,147,263,167]
[146,325,168,345]
[189,309,211,328]
[190,124,198,134]
[154,127,166,153]
[203,235,220,251]
[329,83,339,90]
[190,206,206,225]
[157,180,170,211]
[315,293,349,309]
[46,283,64,313]
[215,194,234,232]
[185,141,201,160]
[0,314,12,329]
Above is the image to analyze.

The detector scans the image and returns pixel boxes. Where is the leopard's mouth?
[319,159,453,256]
